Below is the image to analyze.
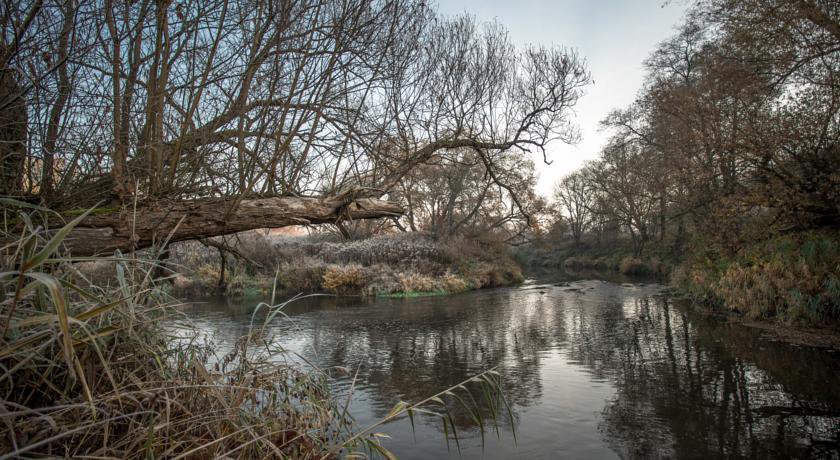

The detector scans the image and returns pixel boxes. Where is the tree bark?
[59,194,403,256]
[0,67,27,196]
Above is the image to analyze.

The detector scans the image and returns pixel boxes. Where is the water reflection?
[179,279,839,458]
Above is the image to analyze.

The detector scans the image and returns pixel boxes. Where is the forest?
[0,0,838,458]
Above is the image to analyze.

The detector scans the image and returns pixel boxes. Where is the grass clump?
[322,264,367,294]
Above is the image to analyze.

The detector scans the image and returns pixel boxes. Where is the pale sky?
[436,0,689,196]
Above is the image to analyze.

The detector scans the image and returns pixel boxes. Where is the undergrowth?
[166,232,523,297]
[671,230,840,324]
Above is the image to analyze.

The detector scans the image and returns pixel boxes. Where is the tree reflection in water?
[180,279,839,458]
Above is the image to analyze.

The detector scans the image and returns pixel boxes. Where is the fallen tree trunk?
[58,194,403,256]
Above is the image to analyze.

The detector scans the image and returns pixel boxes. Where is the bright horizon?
[436,0,689,197]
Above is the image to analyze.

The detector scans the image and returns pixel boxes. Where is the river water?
[179,276,840,459]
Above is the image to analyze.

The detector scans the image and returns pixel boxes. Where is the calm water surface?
[179,277,840,459]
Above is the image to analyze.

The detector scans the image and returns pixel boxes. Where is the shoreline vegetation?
[1,0,838,456]
[518,229,840,349]
[162,232,524,299]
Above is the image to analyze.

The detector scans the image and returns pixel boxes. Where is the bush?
[441,273,470,293]
[619,257,649,275]
[167,231,524,297]
[322,264,367,294]
[396,271,437,293]
[277,256,327,292]
[563,255,599,271]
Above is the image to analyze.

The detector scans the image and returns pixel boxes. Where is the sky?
[435,0,690,197]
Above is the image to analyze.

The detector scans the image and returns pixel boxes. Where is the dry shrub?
[563,255,599,271]
[716,257,839,322]
[195,262,222,285]
[171,230,525,297]
[619,257,649,275]
[322,264,367,294]
[441,273,469,293]
[277,256,327,292]
[675,231,840,324]
[648,257,669,276]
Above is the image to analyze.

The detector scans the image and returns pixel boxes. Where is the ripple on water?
[178,278,840,459]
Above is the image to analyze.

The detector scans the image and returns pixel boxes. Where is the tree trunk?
[58,194,403,256]
[0,68,27,196]
[216,246,226,292]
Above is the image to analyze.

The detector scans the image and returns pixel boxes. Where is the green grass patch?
[377,289,450,298]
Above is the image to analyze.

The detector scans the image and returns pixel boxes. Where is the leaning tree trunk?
[56,193,403,256]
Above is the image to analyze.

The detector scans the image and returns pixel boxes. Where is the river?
[178,276,840,458]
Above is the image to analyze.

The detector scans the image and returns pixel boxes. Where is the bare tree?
[1,0,591,255]
[553,167,595,245]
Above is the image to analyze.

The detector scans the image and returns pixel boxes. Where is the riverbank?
[520,230,840,336]
[0,211,355,457]
[670,230,839,324]
[515,240,673,278]
[168,232,524,298]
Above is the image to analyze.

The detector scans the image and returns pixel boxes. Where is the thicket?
[166,232,523,298]
[672,230,840,324]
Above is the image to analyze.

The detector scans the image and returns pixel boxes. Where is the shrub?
[277,256,327,292]
[563,255,598,270]
[168,230,525,297]
[619,257,650,275]
[441,273,470,293]
[396,271,437,293]
[225,271,274,297]
[322,264,367,294]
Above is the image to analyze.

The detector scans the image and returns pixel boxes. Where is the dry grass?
[618,257,648,275]
[322,264,367,294]
[166,231,523,297]
[0,205,354,458]
[396,272,437,293]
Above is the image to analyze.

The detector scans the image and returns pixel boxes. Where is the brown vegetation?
[671,231,840,324]
[167,232,524,297]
